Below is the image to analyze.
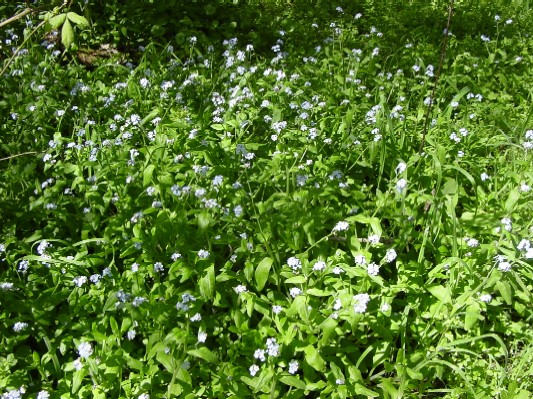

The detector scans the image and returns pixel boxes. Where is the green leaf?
[379,378,398,397]
[61,18,74,49]
[254,257,272,291]
[427,284,451,304]
[320,318,337,345]
[496,280,512,305]
[156,351,176,373]
[72,368,86,393]
[284,276,306,284]
[66,12,89,27]
[464,303,480,330]
[197,211,212,232]
[505,189,520,213]
[141,108,160,126]
[49,13,66,29]
[303,345,326,372]
[353,383,379,397]
[307,288,330,297]
[109,316,120,337]
[199,265,215,300]
[187,347,218,363]
[279,375,306,390]
[143,164,155,187]
[406,367,423,380]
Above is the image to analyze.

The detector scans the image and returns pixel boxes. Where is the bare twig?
[0,8,33,29]
[0,151,38,162]
[419,0,455,154]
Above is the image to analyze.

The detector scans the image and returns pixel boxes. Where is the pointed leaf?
[254,257,272,291]
[496,280,512,305]
[353,383,379,397]
[505,189,520,213]
[143,164,155,187]
[156,351,176,373]
[427,284,451,304]
[66,12,89,27]
[284,276,306,284]
[279,376,306,390]
[72,368,87,393]
[49,13,66,29]
[303,345,326,372]
[464,303,480,330]
[199,265,215,300]
[61,18,74,49]
[187,347,218,363]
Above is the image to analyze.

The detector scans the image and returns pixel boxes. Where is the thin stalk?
[419,0,455,154]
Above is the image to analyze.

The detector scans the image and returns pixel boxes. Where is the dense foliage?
[1,1,533,398]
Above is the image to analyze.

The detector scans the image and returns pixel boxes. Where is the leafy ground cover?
[1,1,533,398]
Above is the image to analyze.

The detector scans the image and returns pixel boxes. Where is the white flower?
[354,254,367,265]
[313,261,326,271]
[332,266,343,275]
[289,287,302,298]
[0,282,14,291]
[288,360,299,374]
[520,183,531,192]
[78,342,93,359]
[396,178,407,193]
[333,298,342,311]
[367,262,380,276]
[37,240,50,255]
[332,221,349,232]
[138,394,150,399]
[272,305,283,314]
[127,330,136,340]
[381,303,391,312]
[480,173,490,181]
[517,239,530,252]
[140,78,150,88]
[501,218,512,232]
[367,234,380,245]
[153,262,164,273]
[395,162,407,175]
[249,364,260,376]
[234,285,247,294]
[525,248,533,259]
[254,349,266,362]
[353,293,370,313]
[132,297,147,307]
[13,322,28,332]
[465,238,479,248]
[37,391,50,399]
[198,249,210,259]
[73,358,83,370]
[190,313,202,322]
[480,294,492,303]
[287,257,302,271]
[498,261,512,272]
[336,379,345,385]
[198,331,207,343]
[385,248,397,263]
[266,338,279,357]
[73,276,87,287]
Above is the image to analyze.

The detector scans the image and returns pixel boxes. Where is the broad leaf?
[61,18,74,49]
[66,12,89,27]
[254,257,272,291]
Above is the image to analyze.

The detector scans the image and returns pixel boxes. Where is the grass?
[1,2,533,398]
